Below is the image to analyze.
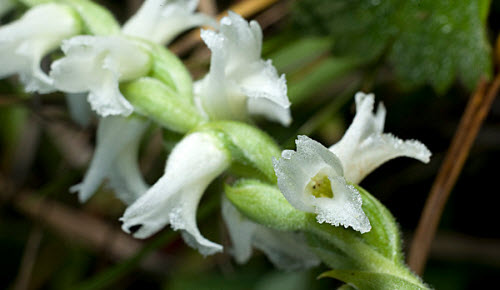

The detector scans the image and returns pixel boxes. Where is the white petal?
[123,0,216,45]
[196,12,291,125]
[273,135,343,212]
[65,93,93,127]
[71,116,149,203]
[120,132,230,255]
[0,3,80,92]
[50,36,151,117]
[222,197,320,270]
[329,92,431,183]
[312,176,371,233]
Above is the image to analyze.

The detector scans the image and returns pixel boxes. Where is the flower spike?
[273,135,371,233]
[329,92,431,184]
[195,12,291,126]
[123,0,215,45]
[120,132,230,255]
[0,3,80,92]
[50,36,151,117]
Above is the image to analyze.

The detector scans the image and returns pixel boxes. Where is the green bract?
[120,77,203,133]
[194,121,282,183]
[20,0,120,35]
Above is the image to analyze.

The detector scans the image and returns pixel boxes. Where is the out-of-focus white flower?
[329,92,431,184]
[120,132,230,255]
[71,116,149,204]
[222,197,320,270]
[0,0,15,18]
[50,35,151,117]
[195,12,291,126]
[123,0,215,45]
[273,135,371,233]
[0,3,80,92]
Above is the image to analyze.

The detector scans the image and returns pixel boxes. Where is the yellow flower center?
[306,173,333,198]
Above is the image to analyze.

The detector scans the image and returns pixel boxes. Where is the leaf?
[225,179,309,231]
[121,77,203,133]
[293,0,492,92]
[195,121,282,183]
[320,269,428,290]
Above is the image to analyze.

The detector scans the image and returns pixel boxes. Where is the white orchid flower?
[120,132,230,255]
[195,12,291,126]
[0,0,15,18]
[123,0,215,45]
[222,197,320,270]
[71,116,149,204]
[273,135,371,233]
[329,92,431,184]
[0,3,80,92]
[50,35,151,117]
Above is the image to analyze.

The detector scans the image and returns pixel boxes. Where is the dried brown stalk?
[408,75,500,275]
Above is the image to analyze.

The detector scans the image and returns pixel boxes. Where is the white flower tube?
[120,132,230,255]
[195,12,291,126]
[123,0,215,45]
[50,35,151,117]
[329,92,431,184]
[273,135,371,233]
[222,197,320,270]
[71,116,149,204]
[0,3,80,92]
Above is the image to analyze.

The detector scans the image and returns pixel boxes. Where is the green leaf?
[121,77,203,133]
[225,179,309,231]
[195,121,282,183]
[293,0,492,92]
[320,269,428,290]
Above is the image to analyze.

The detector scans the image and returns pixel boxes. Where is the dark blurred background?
[1,0,499,289]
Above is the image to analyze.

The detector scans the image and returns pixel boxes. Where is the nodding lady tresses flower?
[222,197,320,270]
[273,92,431,233]
[194,12,291,126]
[0,3,81,92]
[273,135,371,233]
[121,132,230,255]
[329,92,431,184]
[71,116,149,204]
[50,35,151,117]
[123,0,215,45]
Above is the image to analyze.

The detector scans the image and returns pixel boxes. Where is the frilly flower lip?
[273,135,371,233]
[120,132,230,256]
[0,3,80,93]
[222,197,320,270]
[50,35,151,117]
[123,0,216,45]
[195,12,291,126]
[329,92,432,184]
[70,116,149,205]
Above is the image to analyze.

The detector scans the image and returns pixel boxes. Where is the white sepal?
[195,12,291,126]
[329,92,431,184]
[120,132,230,255]
[273,135,371,233]
[71,116,149,205]
[222,197,320,270]
[123,0,215,45]
[0,3,80,92]
[50,35,151,117]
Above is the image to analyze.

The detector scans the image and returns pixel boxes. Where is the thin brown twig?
[408,75,500,275]
[12,226,43,290]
